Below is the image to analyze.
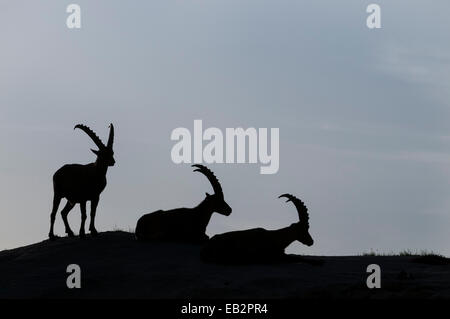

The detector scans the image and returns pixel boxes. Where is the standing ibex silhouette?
[49,124,115,240]
[135,164,231,243]
[201,194,315,264]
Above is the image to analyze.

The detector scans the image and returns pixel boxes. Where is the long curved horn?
[74,124,105,150]
[192,164,223,195]
[279,194,309,224]
[107,123,114,150]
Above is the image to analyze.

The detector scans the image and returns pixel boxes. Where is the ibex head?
[279,194,313,246]
[74,124,115,167]
[192,164,232,216]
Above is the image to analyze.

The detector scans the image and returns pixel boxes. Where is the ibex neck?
[94,161,109,175]
[272,225,297,251]
[195,199,215,226]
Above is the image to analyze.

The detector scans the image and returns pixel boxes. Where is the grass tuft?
[111,225,135,233]
[361,248,444,257]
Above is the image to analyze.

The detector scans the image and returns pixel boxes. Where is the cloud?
[377,42,450,102]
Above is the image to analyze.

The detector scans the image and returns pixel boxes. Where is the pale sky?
[1,0,450,256]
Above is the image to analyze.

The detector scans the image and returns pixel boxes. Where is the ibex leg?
[89,197,99,236]
[79,201,87,238]
[49,194,62,239]
[61,201,76,237]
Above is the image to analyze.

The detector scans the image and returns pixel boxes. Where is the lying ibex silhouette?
[135,164,231,243]
[49,124,115,239]
[201,194,315,264]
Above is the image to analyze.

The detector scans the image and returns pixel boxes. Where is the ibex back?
[49,124,115,239]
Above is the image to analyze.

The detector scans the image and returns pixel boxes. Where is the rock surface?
[0,231,448,299]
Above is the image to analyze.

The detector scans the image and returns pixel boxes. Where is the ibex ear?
[91,149,100,155]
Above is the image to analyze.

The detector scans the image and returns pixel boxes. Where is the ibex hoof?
[66,231,75,237]
[90,230,98,237]
[48,234,58,241]
[79,232,86,238]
